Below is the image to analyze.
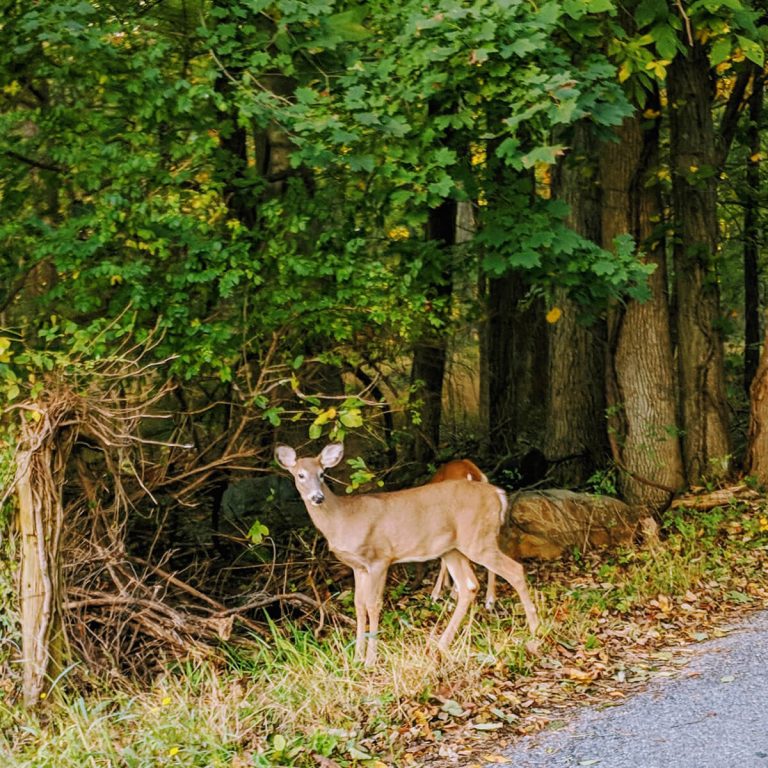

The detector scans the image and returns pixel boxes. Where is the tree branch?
[4,149,63,174]
[717,67,753,167]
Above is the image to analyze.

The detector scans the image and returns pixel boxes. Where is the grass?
[1,503,767,767]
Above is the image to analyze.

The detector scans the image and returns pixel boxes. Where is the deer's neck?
[303,484,353,542]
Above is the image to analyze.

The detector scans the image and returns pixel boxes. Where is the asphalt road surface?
[492,610,768,768]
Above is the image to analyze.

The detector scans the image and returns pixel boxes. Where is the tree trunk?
[482,271,548,455]
[545,123,608,486]
[601,110,685,509]
[744,68,763,395]
[16,417,70,707]
[668,43,731,483]
[409,198,456,466]
[747,313,768,485]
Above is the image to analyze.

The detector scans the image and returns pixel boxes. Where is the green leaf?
[737,35,764,66]
[709,37,732,66]
[634,0,669,27]
[651,23,680,60]
[247,520,270,545]
[521,145,565,168]
[339,408,363,428]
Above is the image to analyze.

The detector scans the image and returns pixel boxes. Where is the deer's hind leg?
[436,550,479,652]
[471,550,539,635]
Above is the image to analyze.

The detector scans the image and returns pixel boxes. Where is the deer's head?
[275,443,344,506]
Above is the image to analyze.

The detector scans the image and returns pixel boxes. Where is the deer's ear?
[319,442,344,468]
[275,445,297,470]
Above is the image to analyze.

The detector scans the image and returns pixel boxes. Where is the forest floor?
[1,500,767,767]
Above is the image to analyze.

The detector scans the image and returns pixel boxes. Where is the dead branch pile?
[59,498,356,680]
[4,343,354,699]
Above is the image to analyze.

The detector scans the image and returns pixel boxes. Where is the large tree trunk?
[601,110,684,509]
[482,271,548,455]
[544,123,608,485]
[409,199,456,466]
[668,43,731,483]
[545,123,607,485]
[744,68,763,395]
[543,293,606,486]
[747,315,768,484]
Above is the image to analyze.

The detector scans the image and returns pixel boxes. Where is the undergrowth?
[1,503,767,767]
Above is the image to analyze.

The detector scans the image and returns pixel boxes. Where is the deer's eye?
[318,471,325,481]
[297,471,307,480]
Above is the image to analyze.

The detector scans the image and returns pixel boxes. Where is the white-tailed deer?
[275,443,539,666]
[428,459,497,609]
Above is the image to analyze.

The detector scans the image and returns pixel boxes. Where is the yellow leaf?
[29,410,42,423]
[110,274,123,285]
[546,307,562,324]
[642,108,661,119]
[470,142,487,166]
[689,165,699,173]
[750,152,762,163]
[314,407,337,426]
[566,667,595,683]
[618,62,631,83]
[387,225,410,240]
[657,594,672,612]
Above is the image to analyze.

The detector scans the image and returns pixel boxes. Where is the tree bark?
[744,68,763,395]
[408,198,456,466]
[601,110,685,509]
[668,42,731,483]
[747,312,768,485]
[15,417,70,707]
[482,271,548,455]
[545,122,608,485]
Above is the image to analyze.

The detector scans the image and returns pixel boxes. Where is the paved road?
[493,611,768,768]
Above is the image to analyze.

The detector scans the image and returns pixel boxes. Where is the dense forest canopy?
[2,0,768,709]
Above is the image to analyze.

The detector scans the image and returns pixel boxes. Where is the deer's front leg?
[352,568,369,662]
[363,562,389,666]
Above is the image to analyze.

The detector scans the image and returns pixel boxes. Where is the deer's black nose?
[309,491,325,505]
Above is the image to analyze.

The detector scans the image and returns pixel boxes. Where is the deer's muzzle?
[309,491,325,505]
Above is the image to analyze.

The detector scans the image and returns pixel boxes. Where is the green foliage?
[0,0,656,403]
[606,0,764,104]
